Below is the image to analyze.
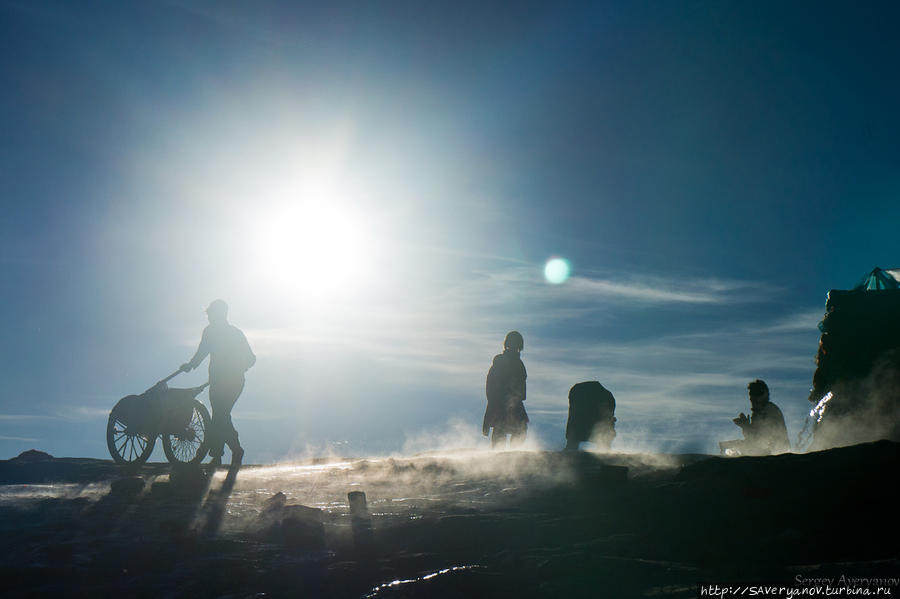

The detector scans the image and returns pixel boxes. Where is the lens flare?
[544,257,571,285]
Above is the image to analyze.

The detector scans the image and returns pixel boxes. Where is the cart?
[106,370,211,465]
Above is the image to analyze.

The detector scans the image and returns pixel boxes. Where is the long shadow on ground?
[1,442,897,598]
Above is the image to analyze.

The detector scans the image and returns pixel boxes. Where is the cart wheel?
[162,400,210,465]
[107,401,156,464]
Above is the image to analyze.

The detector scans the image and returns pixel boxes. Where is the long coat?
[483,350,528,433]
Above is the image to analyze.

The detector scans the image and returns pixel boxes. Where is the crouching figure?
[565,381,617,451]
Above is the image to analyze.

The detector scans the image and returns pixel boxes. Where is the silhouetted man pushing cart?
[181,300,255,469]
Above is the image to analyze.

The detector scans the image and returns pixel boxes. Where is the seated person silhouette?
[719,379,790,456]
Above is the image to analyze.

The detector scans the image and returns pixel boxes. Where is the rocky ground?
[1,442,898,598]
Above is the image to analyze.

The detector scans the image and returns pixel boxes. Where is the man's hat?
[206,299,228,318]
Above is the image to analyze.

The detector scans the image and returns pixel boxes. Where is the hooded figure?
[483,331,528,449]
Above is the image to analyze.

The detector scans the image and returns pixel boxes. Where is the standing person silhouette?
[181,300,256,469]
[483,331,529,449]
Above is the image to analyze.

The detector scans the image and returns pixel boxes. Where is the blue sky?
[2,1,898,462]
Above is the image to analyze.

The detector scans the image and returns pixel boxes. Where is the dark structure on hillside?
[807,267,900,450]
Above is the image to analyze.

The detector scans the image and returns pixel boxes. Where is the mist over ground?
[2,442,897,598]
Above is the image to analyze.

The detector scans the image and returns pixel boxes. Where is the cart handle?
[160,370,210,396]
[161,370,210,392]
[161,369,184,384]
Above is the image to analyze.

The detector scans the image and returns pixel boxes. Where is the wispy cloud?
[164,0,316,50]
[746,307,825,334]
[55,407,110,421]
[0,435,39,442]
[1,407,111,423]
[0,414,48,421]
[432,267,773,315]
[245,269,814,389]
[566,274,770,304]
[239,265,820,453]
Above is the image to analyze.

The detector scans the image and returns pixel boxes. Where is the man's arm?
[734,413,763,449]
[181,328,210,372]
[510,360,526,402]
[240,329,256,370]
[484,358,500,436]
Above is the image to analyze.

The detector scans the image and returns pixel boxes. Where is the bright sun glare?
[254,198,374,303]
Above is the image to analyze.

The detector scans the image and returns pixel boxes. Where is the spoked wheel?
[107,401,156,464]
[162,400,211,465]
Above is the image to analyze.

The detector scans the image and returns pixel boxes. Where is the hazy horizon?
[3,1,899,462]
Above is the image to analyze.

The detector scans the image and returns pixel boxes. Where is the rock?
[250,496,325,550]
[284,504,324,524]
[151,481,172,496]
[110,477,145,497]
[11,449,53,462]
[169,464,209,493]
[348,491,369,519]
[282,505,325,550]
[264,492,287,512]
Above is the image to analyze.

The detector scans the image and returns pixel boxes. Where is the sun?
[253,199,374,303]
